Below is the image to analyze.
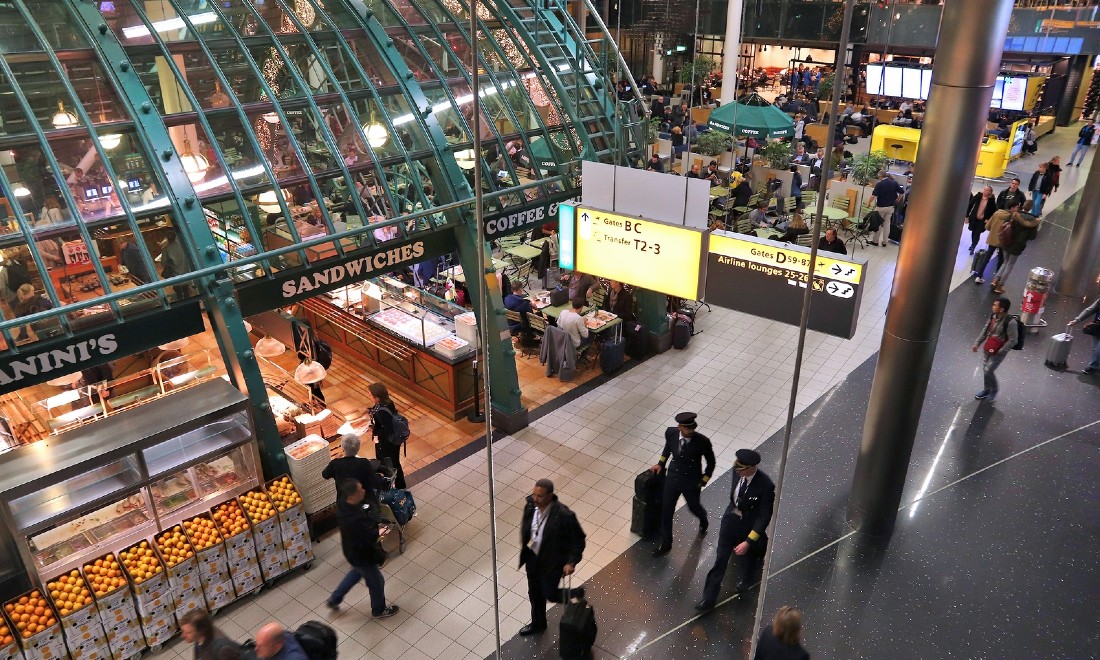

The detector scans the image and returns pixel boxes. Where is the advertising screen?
[1001,76,1027,111]
[881,67,903,98]
[901,68,923,100]
[866,64,885,96]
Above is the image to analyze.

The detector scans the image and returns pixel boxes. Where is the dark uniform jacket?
[336,497,384,568]
[729,469,776,548]
[659,428,716,485]
[518,496,586,577]
[322,456,387,494]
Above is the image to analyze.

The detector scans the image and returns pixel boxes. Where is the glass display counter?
[0,380,261,587]
[292,278,477,419]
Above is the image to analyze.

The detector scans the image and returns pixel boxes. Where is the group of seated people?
[503,271,635,355]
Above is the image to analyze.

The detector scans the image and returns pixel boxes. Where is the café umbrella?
[706,93,795,140]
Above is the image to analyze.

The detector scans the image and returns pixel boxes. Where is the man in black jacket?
[696,448,776,609]
[650,412,716,557]
[518,479,586,636]
[325,479,399,618]
[321,434,388,499]
[996,177,1026,211]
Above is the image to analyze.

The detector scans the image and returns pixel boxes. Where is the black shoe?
[324,600,339,610]
[868,241,879,246]
[698,521,708,537]
[652,545,672,557]
[734,581,751,593]
[519,624,546,636]
[694,601,715,611]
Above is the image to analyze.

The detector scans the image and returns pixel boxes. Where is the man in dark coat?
[696,448,776,609]
[996,178,1026,211]
[518,479,586,636]
[321,434,388,499]
[650,412,716,557]
[325,479,399,618]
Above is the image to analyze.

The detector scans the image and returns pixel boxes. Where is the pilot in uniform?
[651,412,715,557]
[696,448,775,609]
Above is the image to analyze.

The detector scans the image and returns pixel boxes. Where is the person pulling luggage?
[518,479,586,636]
[650,412,715,557]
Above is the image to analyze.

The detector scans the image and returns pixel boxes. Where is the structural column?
[1054,142,1100,297]
[652,34,664,87]
[848,0,1015,536]
[719,0,743,105]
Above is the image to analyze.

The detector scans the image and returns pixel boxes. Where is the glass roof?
[0,0,643,350]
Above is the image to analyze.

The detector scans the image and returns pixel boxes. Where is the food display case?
[293,278,477,419]
[0,380,261,592]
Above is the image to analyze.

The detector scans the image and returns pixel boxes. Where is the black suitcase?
[672,318,691,349]
[559,593,597,660]
[888,222,902,244]
[624,322,649,360]
[630,495,648,536]
[971,248,986,275]
[599,337,625,373]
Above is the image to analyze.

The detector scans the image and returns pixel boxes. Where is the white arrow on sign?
[825,281,855,299]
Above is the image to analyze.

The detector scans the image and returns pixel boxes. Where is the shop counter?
[870,125,920,162]
[293,297,477,420]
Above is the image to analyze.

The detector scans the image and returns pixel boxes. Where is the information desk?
[871,125,1012,178]
[292,296,476,420]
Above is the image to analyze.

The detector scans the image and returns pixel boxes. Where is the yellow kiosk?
[871,120,1029,179]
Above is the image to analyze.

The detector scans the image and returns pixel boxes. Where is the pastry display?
[195,455,241,496]
[239,489,277,523]
[181,514,222,551]
[285,436,327,460]
[436,336,468,351]
[81,553,126,598]
[151,473,197,514]
[154,526,195,568]
[370,307,450,346]
[211,500,250,539]
[4,591,57,639]
[266,476,303,512]
[119,541,163,584]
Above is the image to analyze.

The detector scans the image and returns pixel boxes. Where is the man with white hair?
[321,433,388,497]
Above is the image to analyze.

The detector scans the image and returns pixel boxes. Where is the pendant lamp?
[179,138,209,183]
[255,335,286,357]
[293,359,327,385]
[52,100,78,128]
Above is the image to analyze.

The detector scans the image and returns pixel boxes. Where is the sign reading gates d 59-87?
[705,232,866,339]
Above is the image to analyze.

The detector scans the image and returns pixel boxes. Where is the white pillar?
[720,0,743,105]
[653,34,665,88]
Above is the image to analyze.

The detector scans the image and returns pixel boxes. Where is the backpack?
[998,215,1015,244]
[377,407,411,454]
[1009,314,1025,350]
[314,339,333,370]
[294,621,338,660]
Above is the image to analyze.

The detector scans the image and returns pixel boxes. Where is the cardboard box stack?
[81,553,145,660]
[267,476,314,569]
[3,590,64,660]
[181,514,236,610]
[119,541,177,647]
[210,499,262,596]
[155,526,204,621]
[239,487,290,582]
[44,571,109,660]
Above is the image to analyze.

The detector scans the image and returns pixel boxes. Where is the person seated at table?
[607,280,635,324]
[686,162,704,179]
[818,227,847,255]
[561,270,596,301]
[705,161,724,187]
[731,177,752,209]
[670,126,686,156]
[556,298,590,352]
[13,284,52,342]
[295,203,328,238]
[749,201,772,229]
[773,213,809,244]
[504,280,536,331]
[791,144,809,164]
[646,153,664,173]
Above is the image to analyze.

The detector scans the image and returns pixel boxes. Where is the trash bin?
[1019,267,1054,329]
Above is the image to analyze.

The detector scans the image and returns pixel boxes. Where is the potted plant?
[677,56,719,85]
[850,149,890,186]
[760,140,793,169]
[694,130,734,157]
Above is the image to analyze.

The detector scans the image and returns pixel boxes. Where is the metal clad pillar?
[1055,142,1100,297]
[848,0,1015,536]
[720,0,743,106]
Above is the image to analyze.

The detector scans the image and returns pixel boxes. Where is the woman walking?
[368,382,407,489]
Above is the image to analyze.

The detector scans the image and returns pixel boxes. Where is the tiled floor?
[139,126,1095,660]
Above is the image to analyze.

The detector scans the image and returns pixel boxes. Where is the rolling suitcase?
[559,578,597,660]
[380,488,416,525]
[624,322,649,360]
[1044,330,1072,369]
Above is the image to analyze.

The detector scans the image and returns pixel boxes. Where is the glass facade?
[0,0,642,348]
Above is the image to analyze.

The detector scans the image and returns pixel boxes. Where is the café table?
[808,206,848,226]
[503,242,542,262]
[709,186,729,199]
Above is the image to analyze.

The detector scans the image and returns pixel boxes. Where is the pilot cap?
[735,449,761,468]
[674,412,698,428]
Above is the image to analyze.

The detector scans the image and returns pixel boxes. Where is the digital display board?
[559,204,705,301]
[1001,76,1028,111]
[866,64,886,95]
[901,68,923,100]
[881,67,903,98]
[704,232,866,339]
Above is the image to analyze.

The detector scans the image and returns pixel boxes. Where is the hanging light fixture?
[51,100,78,128]
[257,189,288,213]
[454,148,477,170]
[158,337,191,352]
[262,111,280,124]
[362,108,388,149]
[179,138,209,183]
[293,360,327,385]
[255,335,286,357]
[99,133,122,150]
[12,185,31,198]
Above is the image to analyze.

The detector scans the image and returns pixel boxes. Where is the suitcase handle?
[561,574,572,603]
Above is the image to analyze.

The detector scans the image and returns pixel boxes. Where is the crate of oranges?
[3,590,64,660]
[0,620,16,659]
[45,571,109,660]
[80,553,144,658]
[119,541,176,648]
[180,514,235,611]
[153,527,204,621]
[210,498,262,596]
[266,476,313,569]
[239,487,290,582]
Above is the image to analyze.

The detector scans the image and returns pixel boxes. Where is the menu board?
[558,204,705,301]
[866,64,886,95]
[901,68,923,100]
[1000,76,1028,111]
[704,232,866,339]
